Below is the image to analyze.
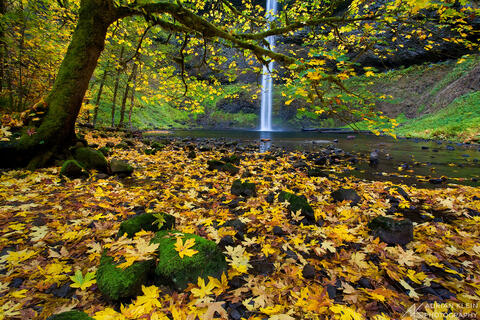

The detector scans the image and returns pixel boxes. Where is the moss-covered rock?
[368,216,413,246]
[207,160,239,175]
[231,179,256,197]
[73,147,108,173]
[46,310,93,320]
[118,213,175,238]
[151,230,227,290]
[220,154,241,165]
[110,159,134,176]
[60,160,88,179]
[278,191,315,222]
[96,255,155,301]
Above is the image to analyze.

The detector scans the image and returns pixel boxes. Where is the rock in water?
[46,311,94,320]
[231,179,257,197]
[110,159,134,176]
[331,188,361,206]
[278,191,315,223]
[368,216,413,246]
[151,230,227,290]
[96,255,155,301]
[369,149,379,167]
[60,160,88,179]
[73,147,108,173]
[118,213,175,238]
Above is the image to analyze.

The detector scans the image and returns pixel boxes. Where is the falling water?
[259,0,277,131]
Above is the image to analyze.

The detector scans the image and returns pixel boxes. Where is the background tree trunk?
[0,0,115,168]
[118,62,137,128]
[92,67,109,127]
[128,65,139,129]
[111,36,125,127]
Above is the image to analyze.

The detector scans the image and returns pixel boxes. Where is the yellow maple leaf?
[350,252,369,269]
[330,304,364,320]
[174,237,198,259]
[207,273,229,296]
[261,243,276,257]
[10,289,28,299]
[191,277,215,299]
[94,308,127,320]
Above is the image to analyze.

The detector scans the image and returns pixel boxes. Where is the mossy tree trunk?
[0,0,116,168]
[0,0,308,169]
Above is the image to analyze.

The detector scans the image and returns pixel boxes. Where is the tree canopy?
[0,0,479,167]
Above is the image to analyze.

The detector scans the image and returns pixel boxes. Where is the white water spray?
[259,0,277,131]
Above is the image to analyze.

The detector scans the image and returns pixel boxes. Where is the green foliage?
[395,91,480,141]
[151,230,227,290]
[69,270,96,291]
[208,111,257,128]
[46,311,94,320]
[96,255,155,301]
[429,55,480,96]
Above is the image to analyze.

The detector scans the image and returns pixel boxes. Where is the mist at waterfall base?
[259,0,278,132]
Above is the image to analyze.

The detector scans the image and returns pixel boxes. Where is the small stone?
[219,235,235,249]
[357,277,373,289]
[9,277,24,288]
[60,160,88,179]
[302,264,315,279]
[331,188,361,206]
[326,285,336,299]
[229,276,246,289]
[266,192,275,204]
[307,168,328,177]
[314,156,327,166]
[231,179,257,197]
[368,216,413,246]
[110,159,134,176]
[273,226,285,236]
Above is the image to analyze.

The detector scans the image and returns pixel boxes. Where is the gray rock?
[368,216,414,246]
[110,159,134,176]
[231,179,256,197]
[60,160,88,179]
[331,188,361,206]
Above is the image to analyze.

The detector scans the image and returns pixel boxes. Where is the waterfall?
[259,0,277,131]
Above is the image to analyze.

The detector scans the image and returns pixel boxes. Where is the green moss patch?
[46,310,93,320]
[96,255,155,301]
[73,147,108,173]
[151,230,227,290]
[60,160,88,179]
[278,191,314,221]
[118,213,175,238]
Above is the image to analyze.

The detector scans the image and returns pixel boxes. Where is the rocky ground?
[0,130,479,320]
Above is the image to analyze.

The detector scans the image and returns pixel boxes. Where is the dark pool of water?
[146,129,480,187]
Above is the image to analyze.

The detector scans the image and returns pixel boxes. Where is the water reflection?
[259,131,272,152]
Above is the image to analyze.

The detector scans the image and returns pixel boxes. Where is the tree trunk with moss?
[0,0,305,169]
[0,0,115,168]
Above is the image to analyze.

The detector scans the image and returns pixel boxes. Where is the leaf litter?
[0,133,479,319]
